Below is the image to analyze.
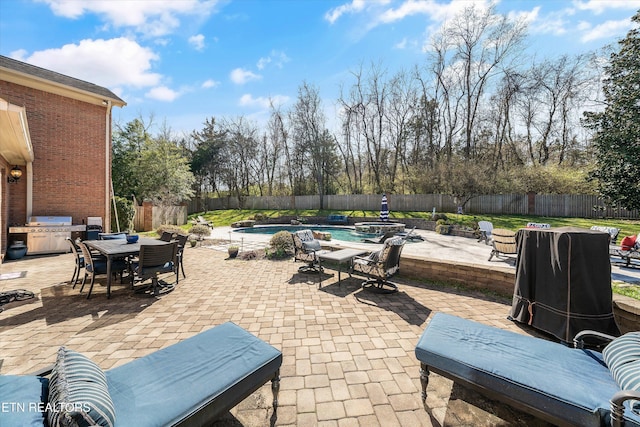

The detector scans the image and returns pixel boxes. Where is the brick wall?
[0,80,109,227]
[399,255,516,296]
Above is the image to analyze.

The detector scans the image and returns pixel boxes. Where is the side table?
[317,248,368,288]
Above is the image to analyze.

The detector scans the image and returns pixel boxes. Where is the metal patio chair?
[352,236,405,293]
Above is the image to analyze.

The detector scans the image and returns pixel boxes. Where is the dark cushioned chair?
[1,322,282,427]
[78,241,128,299]
[415,312,640,427]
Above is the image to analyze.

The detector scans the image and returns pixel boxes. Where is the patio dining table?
[84,237,169,298]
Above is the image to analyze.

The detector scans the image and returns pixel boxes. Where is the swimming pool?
[232,225,380,243]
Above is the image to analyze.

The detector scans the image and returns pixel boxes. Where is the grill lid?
[27,216,72,226]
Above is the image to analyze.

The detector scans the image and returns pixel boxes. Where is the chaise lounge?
[2,322,282,427]
[415,312,640,427]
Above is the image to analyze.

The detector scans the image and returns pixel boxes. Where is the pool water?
[233,225,380,243]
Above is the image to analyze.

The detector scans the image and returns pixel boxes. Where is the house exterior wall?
[0,80,109,230]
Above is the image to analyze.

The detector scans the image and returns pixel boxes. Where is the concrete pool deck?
[213,225,640,284]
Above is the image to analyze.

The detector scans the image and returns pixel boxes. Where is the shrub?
[432,213,448,222]
[189,224,210,240]
[436,218,449,226]
[239,250,259,260]
[269,231,293,257]
[435,224,451,235]
[156,224,183,236]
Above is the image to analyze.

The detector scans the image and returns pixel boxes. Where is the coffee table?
[317,248,368,288]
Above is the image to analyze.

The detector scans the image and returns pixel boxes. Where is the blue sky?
[1,0,639,136]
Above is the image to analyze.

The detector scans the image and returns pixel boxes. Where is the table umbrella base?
[134,278,175,297]
[298,264,323,274]
[361,279,398,294]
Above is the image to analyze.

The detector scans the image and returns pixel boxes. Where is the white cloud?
[256,57,271,70]
[230,68,262,84]
[378,0,432,24]
[145,85,181,101]
[572,0,640,15]
[581,19,633,42]
[189,34,205,50]
[201,79,219,88]
[11,37,161,89]
[37,0,218,37]
[394,38,408,49]
[256,50,290,70]
[239,94,289,109]
[325,0,367,24]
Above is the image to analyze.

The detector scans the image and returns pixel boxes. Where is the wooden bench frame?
[488,228,517,261]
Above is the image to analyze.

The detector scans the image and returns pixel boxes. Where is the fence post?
[527,192,536,216]
[143,201,153,232]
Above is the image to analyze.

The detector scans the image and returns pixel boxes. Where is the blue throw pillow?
[47,347,116,427]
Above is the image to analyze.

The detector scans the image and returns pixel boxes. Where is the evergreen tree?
[584,11,640,210]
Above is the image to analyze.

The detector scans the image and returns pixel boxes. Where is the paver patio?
[0,238,568,426]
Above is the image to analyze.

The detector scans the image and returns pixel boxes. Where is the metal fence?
[187,194,639,219]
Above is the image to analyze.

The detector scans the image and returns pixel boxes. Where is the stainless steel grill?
[9,216,86,255]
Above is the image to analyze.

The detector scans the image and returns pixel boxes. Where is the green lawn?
[189,209,640,238]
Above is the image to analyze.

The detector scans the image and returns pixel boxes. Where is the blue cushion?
[416,313,629,427]
[48,347,116,427]
[0,375,48,426]
[106,322,282,426]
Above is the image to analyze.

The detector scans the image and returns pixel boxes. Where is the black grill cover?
[509,226,619,343]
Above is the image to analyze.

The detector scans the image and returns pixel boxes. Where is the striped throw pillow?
[603,332,640,401]
[47,347,116,427]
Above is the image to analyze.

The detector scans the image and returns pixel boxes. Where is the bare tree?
[427,4,528,159]
[289,82,340,207]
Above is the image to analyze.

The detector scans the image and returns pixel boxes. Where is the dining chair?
[159,231,176,242]
[130,242,178,296]
[173,233,189,281]
[66,237,84,287]
[77,241,128,299]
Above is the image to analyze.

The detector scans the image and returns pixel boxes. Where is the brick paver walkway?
[0,245,550,426]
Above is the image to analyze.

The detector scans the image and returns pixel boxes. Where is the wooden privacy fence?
[187,194,639,219]
[134,202,188,231]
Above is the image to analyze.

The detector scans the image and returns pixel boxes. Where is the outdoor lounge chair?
[352,236,405,293]
[591,225,621,245]
[362,231,396,244]
[415,312,640,427]
[488,228,517,261]
[477,220,493,244]
[326,214,349,225]
[394,226,423,241]
[291,229,325,273]
[1,322,282,427]
[610,233,640,268]
[191,215,213,228]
